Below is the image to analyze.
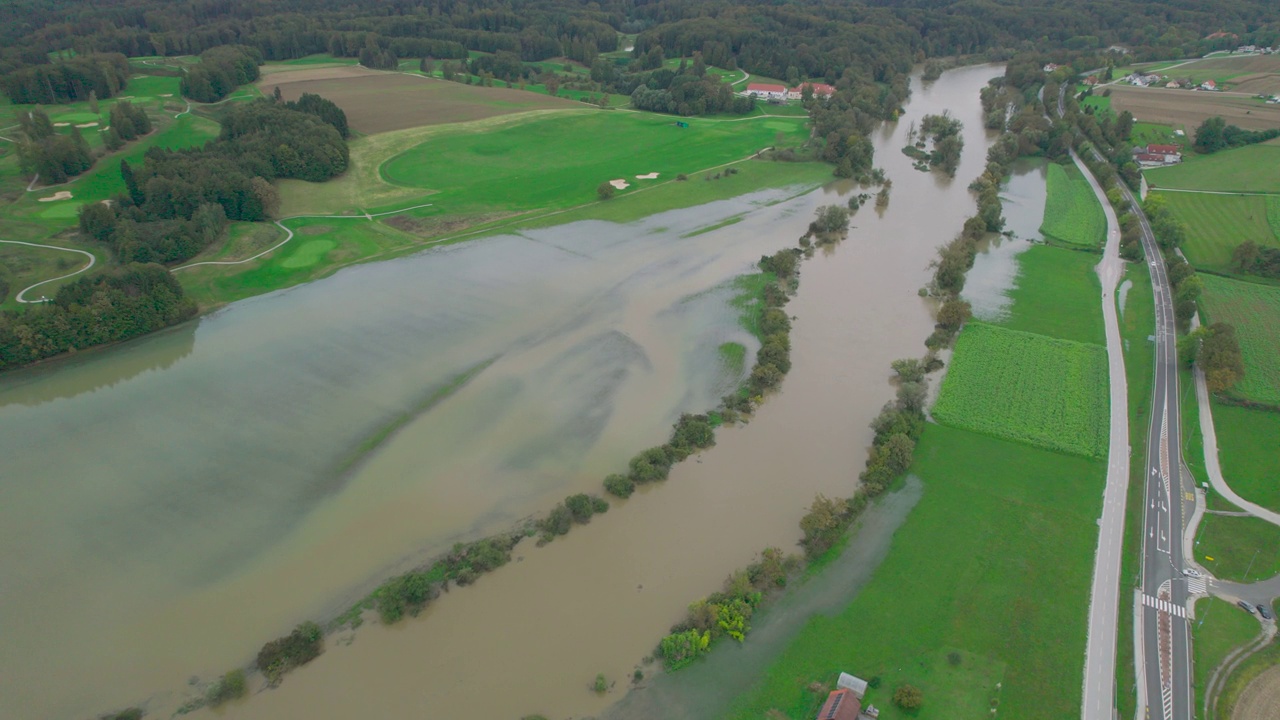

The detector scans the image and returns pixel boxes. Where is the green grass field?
[379,111,808,215]
[1192,597,1262,708]
[1039,162,1107,248]
[726,424,1104,720]
[1162,192,1280,272]
[1145,139,1280,193]
[1198,274,1280,406]
[1211,402,1280,513]
[1194,512,1280,583]
[998,245,1105,345]
[933,322,1110,458]
[1081,94,1112,114]
[1130,122,1184,148]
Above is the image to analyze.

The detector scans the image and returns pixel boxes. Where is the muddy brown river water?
[0,64,1003,720]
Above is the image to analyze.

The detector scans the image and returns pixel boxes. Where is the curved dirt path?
[0,240,98,303]
[1192,365,1280,527]
[170,203,434,271]
[1073,145,1135,720]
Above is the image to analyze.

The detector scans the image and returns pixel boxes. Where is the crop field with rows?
[933,323,1109,458]
[1039,162,1106,248]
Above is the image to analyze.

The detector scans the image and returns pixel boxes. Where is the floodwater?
[963,157,1048,322]
[0,63,1002,720]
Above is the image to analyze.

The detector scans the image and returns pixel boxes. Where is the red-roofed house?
[788,82,837,100]
[745,83,788,100]
[1147,144,1180,155]
[815,688,862,720]
[1201,79,1217,90]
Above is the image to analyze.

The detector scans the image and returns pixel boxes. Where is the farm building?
[1084,75,1099,86]
[815,689,862,720]
[788,82,836,100]
[1201,79,1218,90]
[1043,63,1060,72]
[837,672,870,697]
[745,83,787,100]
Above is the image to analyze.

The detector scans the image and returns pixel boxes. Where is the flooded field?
[963,157,1048,321]
[0,64,1003,720]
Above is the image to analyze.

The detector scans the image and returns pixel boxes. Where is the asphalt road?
[1058,84,1194,720]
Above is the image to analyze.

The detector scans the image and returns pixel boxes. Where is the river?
[0,63,1003,720]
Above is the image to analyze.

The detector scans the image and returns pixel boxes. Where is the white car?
[1183,568,1202,578]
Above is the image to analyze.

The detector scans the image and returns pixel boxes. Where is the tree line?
[79,95,349,265]
[0,264,197,372]
[1193,116,1280,154]
[0,52,129,104]
[181,46,262,103]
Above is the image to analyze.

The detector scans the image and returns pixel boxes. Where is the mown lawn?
[1144,139,1280,193]
[1192,597,1262,707]
[1193,512,1280,583]
[1198,274,1280,406]
[1211,402,1280,513]
[1160,192,1279,272]
[997,244,1104,345]
[1039,162,1107,248]
[725,424,1103,720]
[379,111,808,215]
[932,322,1110,458]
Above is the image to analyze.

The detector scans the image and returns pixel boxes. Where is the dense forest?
[79,96,350,264]
[0,264,197,371]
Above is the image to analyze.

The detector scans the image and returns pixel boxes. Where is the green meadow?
[379,111,809,215]
[726,424,1103,720]
[1145,139,1280,193]
[998,245,1105,345]
[1160,192,1279,272]
[1039,162,1107,249]
[1194,512,1280,583]
[1211,402,1280,513]
[1192,597,1262,707]
[1198,274,1280,406]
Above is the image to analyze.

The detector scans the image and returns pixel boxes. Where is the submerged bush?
[206,668,247,706]
[257,621,323,684]
[603,473,635,498]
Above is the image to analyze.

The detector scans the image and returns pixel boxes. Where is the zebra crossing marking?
[1143,593,1187,618]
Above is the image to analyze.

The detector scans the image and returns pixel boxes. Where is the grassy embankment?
[1161,192,1280,273]
[1194,513,1280,582]
[1192,597,1263,717]
[1145,138,1280,193]
[1039,162,1107,249]
[180,107,825,306]
[1115,261,1157,719]
[729,224,1109,719]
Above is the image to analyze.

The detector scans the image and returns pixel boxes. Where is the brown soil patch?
[256,66,580,135]
[1108,85,1280,131]
[382,211,515,238]
[1231,74,1280,96]
[1233,664,1280,720]
[297,225,332,235]
[1186,55,1280,75]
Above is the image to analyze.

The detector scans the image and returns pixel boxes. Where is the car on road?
[1259,604,1273,620]
[1183,568,1202,578]
[1237,600,1255,614]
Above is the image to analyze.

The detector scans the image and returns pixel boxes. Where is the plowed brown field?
[1108,85,1280,131]
[258,66,580,134]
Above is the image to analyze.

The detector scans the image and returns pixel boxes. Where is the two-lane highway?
[1059,83,1194,720]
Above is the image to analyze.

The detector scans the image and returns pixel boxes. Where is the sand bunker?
[635,172,659,180]
[75,122,99,128]
[160,93,173,97]
[39,191,73,202]
[609,179,630,190]
[53,122,70,127]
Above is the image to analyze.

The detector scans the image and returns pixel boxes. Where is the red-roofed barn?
[815,688,862,720]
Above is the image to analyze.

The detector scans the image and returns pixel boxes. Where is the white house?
[787,82,836,100]
[745,83,787,101]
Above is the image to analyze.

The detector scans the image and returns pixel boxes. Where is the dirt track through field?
[1109,85,1280,131]
[258,66,581,134]
[1233,664,1280,720]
